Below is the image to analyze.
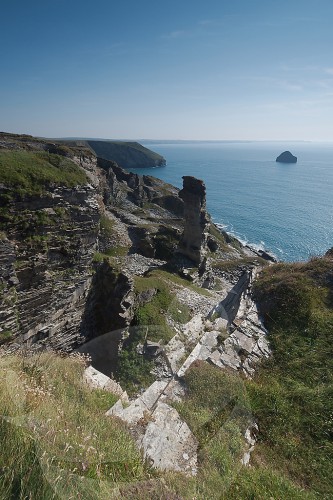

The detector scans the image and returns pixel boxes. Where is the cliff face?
[0,133,181,351]
[0,132,330,497]
[0,131,266,359]
[0,150,102,350]
[80,139,166,168]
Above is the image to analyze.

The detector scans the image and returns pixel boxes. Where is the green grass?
[0,150,88,196]
[115,271,193,395]
[147,269,212,297]
[212,256,268,272]
[2,254,332,498]
[182,364,248,496]
[0,352,148,499]
[0,330,13,344]
[247,255,333,497]
[93,247,129,263]
[99,214,115,236]
[134,273,191,338]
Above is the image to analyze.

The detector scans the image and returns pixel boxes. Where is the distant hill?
[59,139,166,169]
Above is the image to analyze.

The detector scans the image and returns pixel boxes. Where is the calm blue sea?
[130,141,333,262]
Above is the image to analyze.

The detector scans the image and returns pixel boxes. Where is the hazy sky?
[1,0,333,140]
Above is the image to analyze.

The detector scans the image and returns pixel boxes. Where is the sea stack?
[276,151,297,163]
[177,176,210,266]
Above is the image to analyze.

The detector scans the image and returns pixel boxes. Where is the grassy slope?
[0,353,147,499]
[175,361,309,499]
[0,150,88,196]
[247,256,333,497]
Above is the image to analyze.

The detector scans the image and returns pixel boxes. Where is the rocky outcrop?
[0,134,183,352]
[106,268,270,474]
[0,182,100,350]
[0,131,277,478]
[107,379,197,476]
[177,176,210,266]
[80,262,134,340]
[276,151,297,163]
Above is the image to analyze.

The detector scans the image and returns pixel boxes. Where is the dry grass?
[0,351,146,499]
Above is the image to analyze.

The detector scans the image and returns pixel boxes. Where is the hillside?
[59,139,166,169]
[0,132,332,498]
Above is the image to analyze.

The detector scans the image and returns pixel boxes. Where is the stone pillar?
[178,176,210,266]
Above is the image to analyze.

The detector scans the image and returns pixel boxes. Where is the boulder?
[83,365,126,399]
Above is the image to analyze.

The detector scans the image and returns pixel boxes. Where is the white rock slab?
[164,335,186,373]
[106,398,146,426]
[177,331,219,378]
[140,380,169,409]
[83,366,125,397]
[141,402,197,476]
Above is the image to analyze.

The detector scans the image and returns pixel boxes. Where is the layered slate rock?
[177,176,210,266]
[276,151,297,163]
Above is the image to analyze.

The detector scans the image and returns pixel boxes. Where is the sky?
[1,0,333,141]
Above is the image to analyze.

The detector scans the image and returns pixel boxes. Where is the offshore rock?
[177,176,210,266]
[276,151,297,163]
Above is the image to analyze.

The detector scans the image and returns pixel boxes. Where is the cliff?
[0,132,269,351]
[0,131,330,499]
[59,138,166,169]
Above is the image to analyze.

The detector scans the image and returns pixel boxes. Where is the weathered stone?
[106,380,169,426]
[83,365,127,400]
[106,397,146,426]
[177,331,219,378]
[140,402,197,475]
[144,340,162,357]
[178,176,210,266]
[209,271,251,325]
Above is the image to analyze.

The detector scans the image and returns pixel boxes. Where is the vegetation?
[174,360,308,499]
[0,330,13,344]
[0,150,88,196]
[212,256,268,271]
[116,271,191,394]
[115,329,155,395]
[248,255,333,497]
[1,254,332,498]
[0,352,148,499]
[99,214,115,236]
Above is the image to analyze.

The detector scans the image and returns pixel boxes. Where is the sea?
[129,141,333,262]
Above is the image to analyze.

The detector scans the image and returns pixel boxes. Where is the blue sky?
[1,0,333,140]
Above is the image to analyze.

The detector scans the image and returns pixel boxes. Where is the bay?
[129,141,333,262]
